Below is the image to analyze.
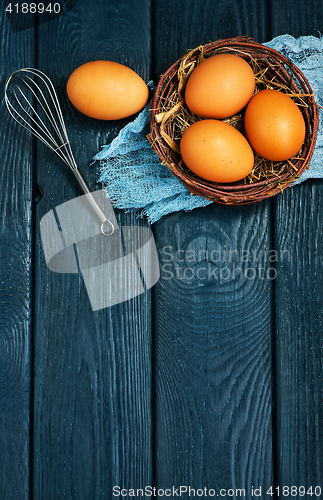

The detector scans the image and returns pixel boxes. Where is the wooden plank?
[270,0,323,39]
[152,0,275,493]
[0,9,36,500]
[154,202,274,493]
[275,184,323,488]
[272,183,323,491]
[152,0,271,83]
[270,8,323,491]
[32,1,153,498]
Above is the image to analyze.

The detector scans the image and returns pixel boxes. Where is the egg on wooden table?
[185,54,255,119]
[66,60,149,120]
[244,89,306,161]
[180,119,254,183]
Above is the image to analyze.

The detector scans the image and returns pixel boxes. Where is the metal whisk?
[4,67,114,237]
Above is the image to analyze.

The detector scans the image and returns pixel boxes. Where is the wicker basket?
[147,36,319,205]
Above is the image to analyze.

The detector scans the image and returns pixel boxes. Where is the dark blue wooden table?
[1,1,323,499]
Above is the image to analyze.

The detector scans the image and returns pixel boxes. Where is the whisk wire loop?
[5,68,78,171]
[8,79,65,163]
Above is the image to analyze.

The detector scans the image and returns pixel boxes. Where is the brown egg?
[185,54,255,119]
[244,89,306,161]
[180,119,254,183]
[66,60,149,120]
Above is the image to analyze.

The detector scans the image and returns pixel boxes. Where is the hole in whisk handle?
[101,220,115,237]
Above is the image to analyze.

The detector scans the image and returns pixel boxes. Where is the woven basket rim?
[148,36,319,205]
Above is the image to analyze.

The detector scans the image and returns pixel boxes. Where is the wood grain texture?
[273,182,323,489]
[152,0,271,83]
[270,8,323,491]
[32,1,153,498]
[153,200,274,491]
[0,9,36,500]
[270,0,323,39]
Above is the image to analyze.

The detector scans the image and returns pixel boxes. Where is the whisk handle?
[72,168,114,237]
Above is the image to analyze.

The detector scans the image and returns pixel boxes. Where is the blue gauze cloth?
[94,35,323,224]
